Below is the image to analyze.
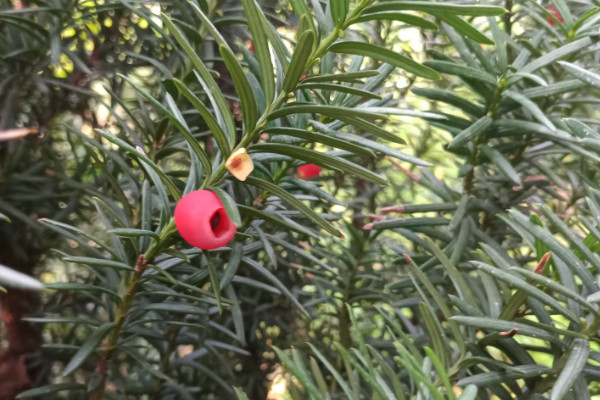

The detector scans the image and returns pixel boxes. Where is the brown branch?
[89,254,150,400]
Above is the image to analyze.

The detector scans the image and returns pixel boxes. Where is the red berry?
[296,164,322,179]
[174,190,237,250]
[546,5,563,25]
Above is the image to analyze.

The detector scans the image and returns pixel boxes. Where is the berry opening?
[210,211,221,230]
[210,208,230,238]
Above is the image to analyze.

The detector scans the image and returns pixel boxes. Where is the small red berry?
[546,5,563,25]
[174,190,237,250]
[296,164,322,179]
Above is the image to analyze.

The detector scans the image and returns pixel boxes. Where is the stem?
[462,77,506,195]
[90,254,151,400]
[503,0,513,35]
[89,2,377,397]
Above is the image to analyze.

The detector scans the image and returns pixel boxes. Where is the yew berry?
[174,190,237,250]
[546,6,563,25]
[296,164,322,179]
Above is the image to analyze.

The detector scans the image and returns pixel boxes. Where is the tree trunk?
[0,254,41,399]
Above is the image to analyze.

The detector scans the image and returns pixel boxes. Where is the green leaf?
[63,322,115,376]
[512,268,596,314]
[205,252,223,314]
[268,127,375,155]
[238,205,316,236]
[233,276,281,294]
[558,61,600,90]
[241,0,275,102]
[507,210,597,292]
[503,91,555,130]
[331,0,349,26]
[268,104,383,121]
[406,258,466,356]
[424,61,497,85]
[519,37,592,75]
[243,257,309,316]
[219,45,258,133]
[520,79,585,99]
[412,87,483,117]
[552,339,590,400]
[134,302,211,315]
[426,237,478,306]
[224,285,246,345]
[492,119,572,142]
[540,206,600,273]
[336,115,407,145]
[253,223,277,270]
[189,2,231,54]
[45,283,119,299]
[307,343,356,400]
[368,348,406,400]
[244,176,340,236]
[302,70,380,83]
[63,256,134,272]
[329,42,440,80]
[336,343,391,400]
[514,317,587,339]
[451,316,560,343]
[119,345,172,381]
[109,228,159,240]
[424,347,454,399]
[299,82,382,100]
[356,12,439,30]
[217,242,242,290]
[161,13,236,143]
[0,264,43,291]
[234,387,250,400]
[118,75,212,176]
[208,186,242,228]
[23,317,101,326]
[309,356,328,397]
[266,234,335,274]
[248,143,388,185]
[476,262,579,323]
[448,115,492,149]
[480,145,521,185]
[573,7,600,32]
[99,130,182,201]
[173,79,231,157]
[17,383,86,398]
[283,30,315,93]
[0,212,11,223]
[272,347,323,400]
[372,217,450,230]
[438,15,494,45]
[311,121,431,165]
[289,0,317,36]
[419,303,447,369]
[457,364,553,387]
[390,350,444,400]
[364,2,506,16]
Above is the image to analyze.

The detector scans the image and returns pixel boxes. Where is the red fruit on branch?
[174,190,237,250]
[296,164,322,179]
[546,5,563,25]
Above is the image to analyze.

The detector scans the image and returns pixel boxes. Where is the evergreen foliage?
[1,0,600,399]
